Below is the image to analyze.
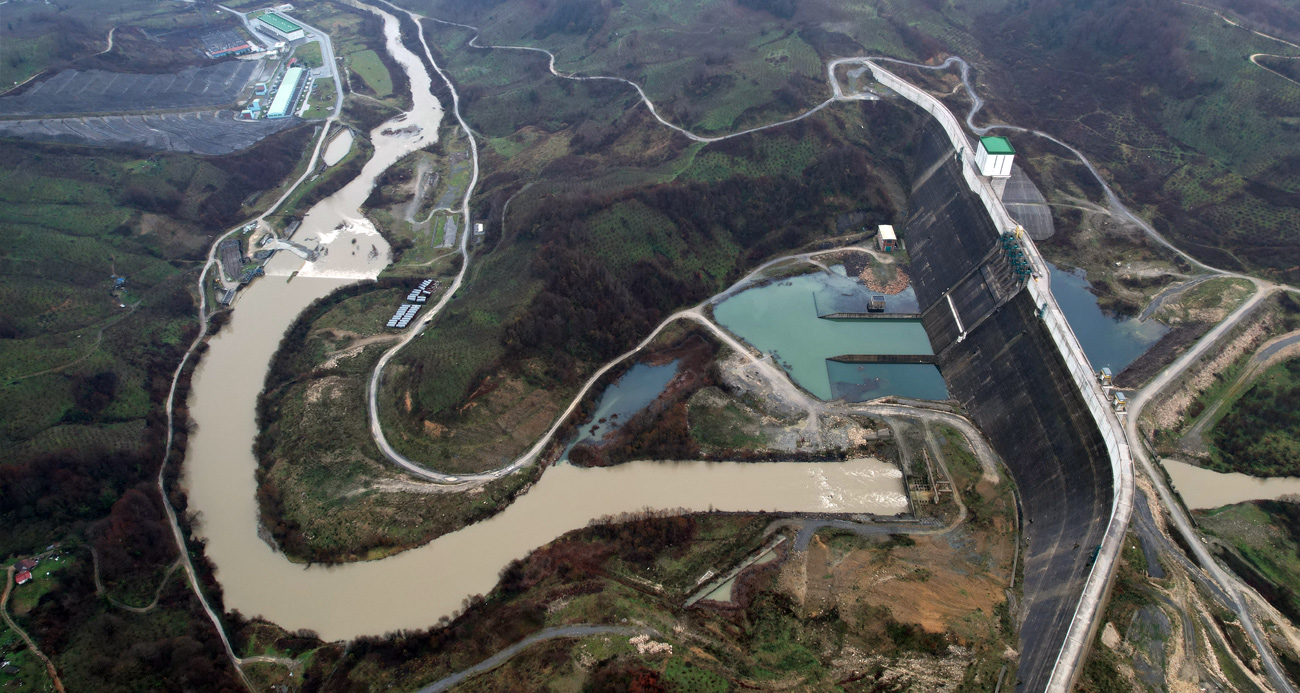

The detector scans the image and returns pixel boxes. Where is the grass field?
[347,49,394,97]
[303,78,337,119]
[0,34,61,88]
[293,41,324,69]
[1200,500,1300,625]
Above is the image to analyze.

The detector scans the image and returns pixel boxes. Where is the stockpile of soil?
[861,265,910,295]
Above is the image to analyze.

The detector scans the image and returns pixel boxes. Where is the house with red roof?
[15,571,32,585]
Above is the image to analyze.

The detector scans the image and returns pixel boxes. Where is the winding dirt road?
[1,566,66,693]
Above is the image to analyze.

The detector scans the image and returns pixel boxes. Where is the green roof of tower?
[979,136,1015,155]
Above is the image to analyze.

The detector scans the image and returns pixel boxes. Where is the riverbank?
[254,278,545,563]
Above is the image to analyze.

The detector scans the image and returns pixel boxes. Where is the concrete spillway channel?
[866,62,1133,692]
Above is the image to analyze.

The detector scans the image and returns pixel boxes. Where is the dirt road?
[2,565,66,693]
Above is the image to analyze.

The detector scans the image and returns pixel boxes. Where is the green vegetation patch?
[1200,500,1300,626]
[256,279,553,561]
[294,41,324,68]
[1211,357,1300,477]
[303,77,337,119]
[347,49,394,97]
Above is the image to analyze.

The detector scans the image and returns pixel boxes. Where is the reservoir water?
[567,360,679,452]
[1163,458,1300,509]
[1047,263,1169,372]
[713,271,945,401]
[182,3,912,642]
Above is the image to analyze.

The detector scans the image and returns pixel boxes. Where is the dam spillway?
[890,106,1126,690]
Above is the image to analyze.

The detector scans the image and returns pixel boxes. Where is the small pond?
[322,128,355,167]
[564,360,680,456]
[1048,263,1169,373]
[1163,459,1300,509]
[714,271,945,401]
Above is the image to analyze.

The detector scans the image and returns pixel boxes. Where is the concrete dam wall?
[903,120,1115,692]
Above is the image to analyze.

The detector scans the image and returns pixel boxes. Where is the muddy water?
[322,128,354,166]
[263,0,444,281]
[183,3,912,642]
[188,286,907,639]
[1163,459,1300,509]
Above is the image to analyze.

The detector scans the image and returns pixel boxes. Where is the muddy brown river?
[181,2,909,642]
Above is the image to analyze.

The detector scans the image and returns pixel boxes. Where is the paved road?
[415,626,655,692]
[222,7,344,117]
[1127,287,1298,693]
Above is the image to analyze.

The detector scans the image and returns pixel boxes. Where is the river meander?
[182,3,913,642]
[186,276,905,639]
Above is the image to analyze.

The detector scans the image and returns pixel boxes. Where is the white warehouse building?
[257,12,306,42]
[267,67,305,119]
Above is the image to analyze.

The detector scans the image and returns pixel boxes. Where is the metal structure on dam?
[867,63,1134,692]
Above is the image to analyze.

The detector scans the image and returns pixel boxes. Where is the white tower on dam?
[975,135,1015,198]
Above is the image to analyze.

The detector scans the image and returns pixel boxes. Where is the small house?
[14,558,37,572]
[15,570,32,585]
[878,225,897,252]
[1111,391,1128,412]
[869,295,887,312]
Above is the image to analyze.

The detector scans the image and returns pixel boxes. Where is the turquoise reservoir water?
[566,360,680,454]
[713,272,943,401]
[826,361,949,401]
[1047,263,1169,373]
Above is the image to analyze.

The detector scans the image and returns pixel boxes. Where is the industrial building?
[257,12,306,42]
[202,30,254,59]
[218,238,246,275]
[267,67,305,119]
[240,98,262,120]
